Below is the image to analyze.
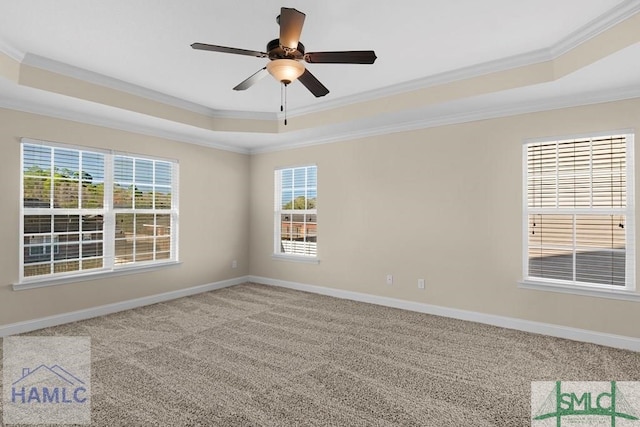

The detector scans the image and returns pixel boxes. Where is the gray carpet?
[1,282,639,426]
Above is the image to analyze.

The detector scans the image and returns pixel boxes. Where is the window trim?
[517,279,640,302]
[521,130,636,298]
[271,253,321,264]
[13,261,182,291]
[17,138,179,290]
[273,164,318,262]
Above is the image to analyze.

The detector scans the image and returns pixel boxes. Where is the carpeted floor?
[1,282,639,426]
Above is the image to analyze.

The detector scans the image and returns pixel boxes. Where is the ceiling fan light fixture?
[267,59,305,84]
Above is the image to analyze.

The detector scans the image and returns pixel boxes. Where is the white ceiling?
[1,0,639,152]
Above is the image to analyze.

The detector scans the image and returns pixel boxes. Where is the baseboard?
[0,275,249,337]
[4,274,638,352]
[248,275,640,353]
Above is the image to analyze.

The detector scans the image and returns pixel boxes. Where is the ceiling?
[1,0,639,153]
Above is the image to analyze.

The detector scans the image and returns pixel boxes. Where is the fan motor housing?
[267,39,305,60]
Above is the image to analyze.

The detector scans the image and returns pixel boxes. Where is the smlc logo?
[532,381,640,426]
[11,365,87,404]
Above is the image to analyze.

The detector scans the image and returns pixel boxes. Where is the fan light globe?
[267,59,305,84]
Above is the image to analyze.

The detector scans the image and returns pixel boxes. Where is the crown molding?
[286,0,640,118]
[21,53,212,116]
[2,81,639,156]
[254,86,640,154]
[0,95,250,154]
[283,46,551,119]
[0,37,24,62]
[550,0,640,58]
[21,53,277,121]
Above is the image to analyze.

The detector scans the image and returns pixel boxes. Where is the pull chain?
[278,82,290,126]
[284,83,288,126]
[280,83,284,114]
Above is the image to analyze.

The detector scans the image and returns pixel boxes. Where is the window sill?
[271,254,320,264]
[13,261,182,291]
[518,279,640,302]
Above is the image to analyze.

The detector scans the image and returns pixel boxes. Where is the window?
[274,165,317,258]
[28,235,59,257]
[20,139,178,284]
[523,132,634,291]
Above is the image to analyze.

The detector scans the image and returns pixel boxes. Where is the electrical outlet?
[232,260,238,269]
[418,279,425,289]
[386,274,393,285]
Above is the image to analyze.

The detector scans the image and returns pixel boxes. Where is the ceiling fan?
[191,7,377,98]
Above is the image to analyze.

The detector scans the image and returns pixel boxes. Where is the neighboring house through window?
[20,139,179,285]
[274,165,317,258]
[523,132,635,292]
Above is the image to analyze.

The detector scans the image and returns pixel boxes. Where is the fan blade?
[191,43,267,58]
[279,8,306,50]
[233,67,268,91]
[298,69,329,97]
[305,51,377,64]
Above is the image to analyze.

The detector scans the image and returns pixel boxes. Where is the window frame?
[519,130,638,301]
[273,164,319,263]
[17,138,179,290]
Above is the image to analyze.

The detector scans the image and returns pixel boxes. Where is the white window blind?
[274,165,317,257]
[524,133,634,289]
[113,155,175,265]
[20,139,179,284]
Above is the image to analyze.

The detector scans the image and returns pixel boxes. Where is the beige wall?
[2,98,639,339]
[250,98,640,339]
[0,108,250,326]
